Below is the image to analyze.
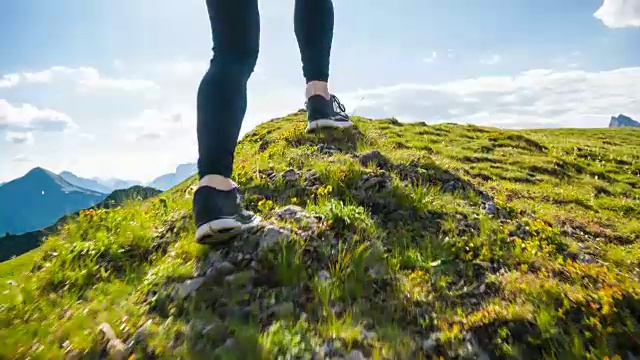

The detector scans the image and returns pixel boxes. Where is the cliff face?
[609,114,640,128]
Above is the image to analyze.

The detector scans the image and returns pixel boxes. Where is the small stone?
[359,150,389,169]
[577,253,597,265]
[127,320,152,348]
[216,262,236,277]
[318,270,331,281]
[98,322,118,341]
[203,320,229,342]
[107,339,126,360]
[258,226,292,253]
[422,332,443,353]
[368,264,386,279]
[172,277,206,299]
[224,338,236,348]
[207,251,223,268]
[282,169,299,182]
[276,205,305,220]
[64,349,81,360]
[214,338,237,356]
[482,201,497,216]
[224,270,254,288]
[361,329,377,342]
[345,349,366,360]
[422,338,437,352]
[442,181,463,193]
[361,176,388,191]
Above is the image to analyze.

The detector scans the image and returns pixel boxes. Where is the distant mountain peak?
[609,114,640,128]
[148,162,197,191]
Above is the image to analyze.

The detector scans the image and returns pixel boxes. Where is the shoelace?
[331,94,347,114]
[303,94,347,115]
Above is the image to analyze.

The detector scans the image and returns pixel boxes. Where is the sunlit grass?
[1,113,639,359]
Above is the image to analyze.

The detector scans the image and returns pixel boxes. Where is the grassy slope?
[1,112,639,359]
[0,186,162,262]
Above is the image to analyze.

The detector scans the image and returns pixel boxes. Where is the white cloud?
[124,109,189,142]
[480,54,502,65]
[12,155,32,163]
[0,99,76,138]
[594,0,640,28]
[6,132,34,144]
[423,51,438,63]
[0,74,20,88]
[343,67,640,128]
[1,66,158,92]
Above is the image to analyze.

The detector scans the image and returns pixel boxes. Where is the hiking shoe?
[193,185,260,244]
[305,94,354,133]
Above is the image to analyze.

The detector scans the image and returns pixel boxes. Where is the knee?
[211,48,258,79]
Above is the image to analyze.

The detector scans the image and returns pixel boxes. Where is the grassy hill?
[1,112,639,359]
[0,186,162,262]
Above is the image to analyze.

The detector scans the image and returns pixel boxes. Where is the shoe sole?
[306,118,354,133]
[195,216,261,245]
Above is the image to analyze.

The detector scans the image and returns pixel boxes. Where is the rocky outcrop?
[609,114,640,128]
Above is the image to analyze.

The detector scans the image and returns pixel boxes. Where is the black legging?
[197,0,335,179]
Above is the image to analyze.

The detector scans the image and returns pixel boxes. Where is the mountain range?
[147,163,198,191]
[0,185,161,262]
[0,167,106,236]
[57,163,197,193]
[0,163,197,237]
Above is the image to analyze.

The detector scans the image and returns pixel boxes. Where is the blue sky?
[1,0,639,182]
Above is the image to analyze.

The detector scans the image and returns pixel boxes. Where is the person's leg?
[197,0,260,187]
[193,0,261,243]
[294,0,353,132]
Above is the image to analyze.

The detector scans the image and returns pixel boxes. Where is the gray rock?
[345,350,366,360]
[361,329,377,342]
[97,322,118,341]
[173,277,206,299]
[282,169,299,182]
[224,270,254,288]
[368,264,386,279]
[318,270,331,281]
[216,262,236,277]
[422,332,443,353]
[577,253,597,265]
[258,226,292,253]
[482,201,497,216]
[359,150,389,169]
[276,205,305,220]
[203,320,229,342]
[206,251,223,269]
[127,319,152,348]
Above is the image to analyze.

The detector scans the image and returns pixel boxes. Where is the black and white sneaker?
[193,185,260,245]
[305,94,354,133]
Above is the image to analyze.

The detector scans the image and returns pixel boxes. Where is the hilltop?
[1,112,639,359]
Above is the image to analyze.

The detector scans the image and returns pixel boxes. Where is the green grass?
[0,249,39,292]
[1,111,639,359]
